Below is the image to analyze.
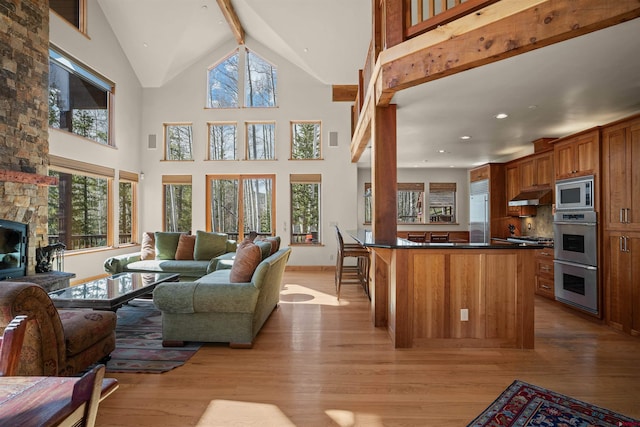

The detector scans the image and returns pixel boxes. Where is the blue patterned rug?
[468,380,639,426]
[106,299,201,374]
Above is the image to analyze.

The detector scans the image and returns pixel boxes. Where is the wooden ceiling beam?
[332,85,358,102]
[380,0,640,93]
[216,0,245,45]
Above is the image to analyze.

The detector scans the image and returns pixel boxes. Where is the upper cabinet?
[602,115,640,231]
[520,151,554,191]
[554,129,600,180]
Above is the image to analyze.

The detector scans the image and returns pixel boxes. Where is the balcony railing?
[406,0,499,38]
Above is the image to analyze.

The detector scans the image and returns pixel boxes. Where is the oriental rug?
[105,299,201,374]
[468,380,639,427]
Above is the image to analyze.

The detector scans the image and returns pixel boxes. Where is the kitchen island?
[350,230,544,349]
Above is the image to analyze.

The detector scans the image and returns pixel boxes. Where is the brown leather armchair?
[0,281,116,376]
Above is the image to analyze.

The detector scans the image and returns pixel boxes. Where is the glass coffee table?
[49,272,179,311]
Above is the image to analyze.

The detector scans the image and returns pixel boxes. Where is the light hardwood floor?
[97,270,640,426]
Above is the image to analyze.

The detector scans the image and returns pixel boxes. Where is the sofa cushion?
[257,236,280,255]
[230,242,261,283]
[255,240,272,260]
[155,232,183,260]
[175,234,196,260]
[126,259,210,276]
[140,232,156,260]
[58,309,117,357]
[194,231,228,261]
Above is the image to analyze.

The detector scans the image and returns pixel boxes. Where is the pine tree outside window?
[246,122,275,160]
[164,123,193,161]
[291,121,322,160]
[290,174,321,244]
[118,171,138,245]
[208,122,237,160]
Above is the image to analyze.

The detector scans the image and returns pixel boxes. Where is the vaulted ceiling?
[96,1,640,168]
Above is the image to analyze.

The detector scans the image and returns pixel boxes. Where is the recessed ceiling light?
[303,48,309,53]
[438,149,447,153]
[528,105,538,110]
[495,113,509,119]
[143,42,148,48]
[460,135,471,140]
[449,165,455,168]
[201,4,208,10]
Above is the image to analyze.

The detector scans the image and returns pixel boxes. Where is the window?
[246,122,275,160]
[208,122,237,160]
[363,183,425,224]
[290,174,321,244]
[49,48,113,145]
[245,49,277,108]
[50,0,86,33]
[206,174,275,241]
[207,49,239,108]
[428,183,457,223]
[48,156,114,250]
[163,175,192,232]
[206,47,277,109]
[291,121,322,160]
[118,171,138,245]
[164,123,193,161]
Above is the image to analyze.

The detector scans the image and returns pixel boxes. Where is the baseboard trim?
[285,265,335,272]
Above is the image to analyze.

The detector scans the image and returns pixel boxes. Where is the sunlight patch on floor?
[279,283,348,306]
[196,400,295,426]
[325,409,384,426]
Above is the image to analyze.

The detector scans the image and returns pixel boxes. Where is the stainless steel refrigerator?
[469,179,489,243]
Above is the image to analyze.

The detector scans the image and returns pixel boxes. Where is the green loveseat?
[153,246,291,348]
[103,231,237,280]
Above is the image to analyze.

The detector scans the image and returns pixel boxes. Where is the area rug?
[105,299,202,374]
[468,380,639,427]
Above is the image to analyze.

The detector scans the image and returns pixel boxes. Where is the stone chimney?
[0,0,52,275]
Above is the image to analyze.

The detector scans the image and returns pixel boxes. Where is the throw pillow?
[175,234,196,260]
[154,232,183,260]
[255,240,272,260]
[263,236,280,255]
[140,232,155,260]
[193,231,228,261]
[230,242,262,283]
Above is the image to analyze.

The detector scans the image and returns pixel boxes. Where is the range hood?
[508,189,552,206]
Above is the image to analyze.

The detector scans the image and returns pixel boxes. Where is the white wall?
[48,0,143,281]
[357,167,470,232]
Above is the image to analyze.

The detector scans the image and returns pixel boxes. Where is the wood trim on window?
[49,155,115,177]
[119,170,139,182]
[162,175,192,184]
[429,182,457,192]
[290,174,321,184]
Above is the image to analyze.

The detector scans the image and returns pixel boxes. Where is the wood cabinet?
[520,151,554,191]
[554,129,599,180]
[505,162,536,217]
[534,247,554,299]
[468,163,508,237]
[604,232,640,336]
[602,116,640,231]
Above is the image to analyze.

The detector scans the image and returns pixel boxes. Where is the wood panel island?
[350,231,542,350]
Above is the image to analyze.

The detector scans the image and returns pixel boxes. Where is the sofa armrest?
[226,239,238,252]
[103,252,142,274]
[154,281,259,314]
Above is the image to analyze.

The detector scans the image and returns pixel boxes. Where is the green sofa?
[104,231,238,280]
[153,246,291,348]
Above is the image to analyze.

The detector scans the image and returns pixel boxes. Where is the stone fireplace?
[0,0,52,276]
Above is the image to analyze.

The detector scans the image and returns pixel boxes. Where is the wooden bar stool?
[407,232,427,242]
[334,226,370,300]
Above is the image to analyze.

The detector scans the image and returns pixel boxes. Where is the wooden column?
[371,104,397,244]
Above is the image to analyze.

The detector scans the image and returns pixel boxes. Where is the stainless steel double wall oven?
[553,175,599,315]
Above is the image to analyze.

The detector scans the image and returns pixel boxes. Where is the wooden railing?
[406,0,499,38]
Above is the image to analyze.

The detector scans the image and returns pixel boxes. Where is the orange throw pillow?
[140,232,155,260]
[230,242,262,283]
[175,234,196,260]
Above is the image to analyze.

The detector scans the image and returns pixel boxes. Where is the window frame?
[205,174,276,241]
[207,121,238,160]
[206,48,240,109]
[290,174,322,245]
[428,182,457,224]
[118,170,139,245]
[244,48,278,108]
[290,121,323,160]
[245,121,276,160]
[163,123,194,161]
[48,46,114,146]
[48,155,115,251]
[162,175,193,233]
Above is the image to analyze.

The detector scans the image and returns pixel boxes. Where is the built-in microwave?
[555,175,594,211]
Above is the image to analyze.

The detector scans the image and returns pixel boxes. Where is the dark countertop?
[346,230,546,249]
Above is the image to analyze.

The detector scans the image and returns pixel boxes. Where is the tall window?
[118,171,138,245]
[290,174,321,244]
[428,183,457,223]
[49,48,113,145]
[364,182,425,224]
[291,121,322,160]
[206,174,275,241]
[207,49,239,108]
[164,123,193,161]
[206,47,277,109]
[245,49,277,108]
[163,175,192,232]
[50,0,86,33]
[246,122,275,160]
[208,122,237,160]
[48,156,114,250]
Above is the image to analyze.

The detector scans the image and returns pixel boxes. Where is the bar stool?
[334,226,370,300]
[430,232,450,243]
[407,232,427,242]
